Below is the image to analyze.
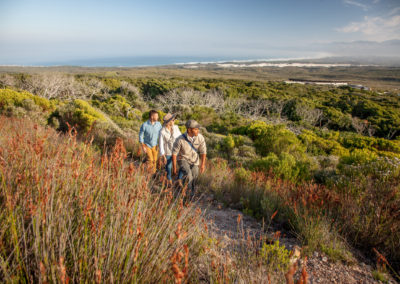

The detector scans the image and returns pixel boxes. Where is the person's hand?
[141,145,147,154]
[162,155,167,164]
[200,164,205,174]
[172,167,177,176]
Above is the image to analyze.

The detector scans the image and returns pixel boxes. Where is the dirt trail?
[197,194,396,284]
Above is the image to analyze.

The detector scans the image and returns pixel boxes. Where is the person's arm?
[159,130,166,163]
[198,135,207,174]
[171,138,181,175]
[172,154,178,175]
[199,154,206,174]
[175,125,182,137]
[139,123,147,153]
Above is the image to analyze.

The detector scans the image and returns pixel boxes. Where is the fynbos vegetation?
[1,69,399,282]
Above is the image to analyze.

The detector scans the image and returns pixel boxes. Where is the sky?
[0,0,399,65]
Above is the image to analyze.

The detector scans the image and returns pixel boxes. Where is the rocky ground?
[197,194,397,284]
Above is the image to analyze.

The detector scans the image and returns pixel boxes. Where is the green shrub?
[322,107,352,131]
[91,95,142,130]
[338,148,378,166]
[282,98,317,123]
[0,88,53,112]
[201,131,224,159]
[352,100,383,119]
[51,99,107,133]
[220,135,235,157]
[137,79,177,99]
[260,241,291,273]
[179,105,219,128]
[232,135,245,147]
[230,144,259,166]
[92,95,134,118]
[299,130,349,156]
[240,121,305,156]
[47,115,60,129]
[101,77,122,92]
[340,133,400,154]
[2,104,27,117]
[207,111,247,134]
[251,152,315,182]
[110,116,140,129]
[233,167,252,185]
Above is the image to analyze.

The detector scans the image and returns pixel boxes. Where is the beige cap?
[185,119,201,129]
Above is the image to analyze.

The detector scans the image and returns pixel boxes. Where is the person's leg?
[165,155,172,181]
[153,146,159,169]
[149,146,158,174]
[178,168,184,180]
[144,145,154,173]
[189,164,199,193]
[178,160,193,190]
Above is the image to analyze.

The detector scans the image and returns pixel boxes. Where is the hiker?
[159,113,182,186]
[139,110,162,174]
[172,119,207,195]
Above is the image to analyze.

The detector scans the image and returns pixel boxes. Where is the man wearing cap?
[159,113,182,186]
[139,110,162,174]
[172,119,207,195]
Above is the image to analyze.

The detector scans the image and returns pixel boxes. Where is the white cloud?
[343,0,369,11]
[336,12,400,41]
[389,7,400,16]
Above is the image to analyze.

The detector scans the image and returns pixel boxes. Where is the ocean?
[5,55,300,67]
[37,56,253,67]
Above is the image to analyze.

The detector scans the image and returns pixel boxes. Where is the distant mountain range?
[178,55,400,68]
[320,39,400,60]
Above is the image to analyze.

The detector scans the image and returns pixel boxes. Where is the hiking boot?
[175,179,183,189]
[166,180,173,188]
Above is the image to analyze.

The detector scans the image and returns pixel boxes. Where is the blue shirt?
[139,120,162,148]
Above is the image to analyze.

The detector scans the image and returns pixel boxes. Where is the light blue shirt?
[139,120,162,148]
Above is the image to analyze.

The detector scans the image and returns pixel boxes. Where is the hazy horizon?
[2,53,400,68]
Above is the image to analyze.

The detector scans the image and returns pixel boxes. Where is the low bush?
[92,95,140,119]
[321,106,353,131]
[51,99,107,132]
[260,240,291,274]
[0,88,53,111]
[251,152,316,182]
[299,130,349,156]
[236,121,305,157]
[340,133,400,153]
